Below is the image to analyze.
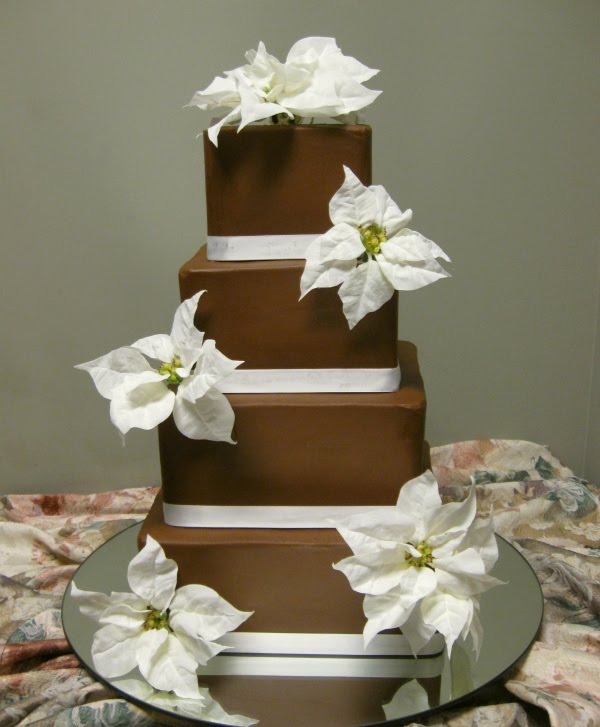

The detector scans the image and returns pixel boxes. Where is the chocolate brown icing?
[204,124,371,236]
[180,247,398,369]
[159,341,426,507]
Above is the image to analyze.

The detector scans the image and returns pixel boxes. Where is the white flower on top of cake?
[189,37,381,146]
[76,292,241,441]
[71,535,252,700]
[113,678,258,725]
[300,166,451,329]
[333,470,503,657]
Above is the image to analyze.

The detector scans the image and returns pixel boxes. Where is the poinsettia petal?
[299,256,356,297]
[420,592,473,656]
[317,223,364,262]
[207,106,243,147]
[128,534,178,611]
[170,583,253,642]
[339,259,394,329]
[98,599,148,629]
[188,73,240,110]
[460,513,499,571]
[396,470,441,522]
[91,623,145,678]
[70,583,114,620]
[172,386,236,442]
[131,334,174,364]
[426,486,477,547]
[333,547,409,595]
[399,603,439,656]
[376,256,449,291]
[136,629,201,699]
[109,379,174,435]
[334,507,415,549]
[169,292,205,364]
[369,185,412,236]
[383,678,430,720]
[75,347,155,399]
[435,548,505,598]
[380,232,445,264]
[179,340,242,402]
[329,166,381,227]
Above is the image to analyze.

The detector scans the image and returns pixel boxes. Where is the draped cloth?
[1,440,599,726]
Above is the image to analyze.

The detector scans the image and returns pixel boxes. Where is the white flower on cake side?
[76,292,241,442]
[333,471,503,657]
[300,166,451,329]
[71,535,252,699]
[189,37,381,145]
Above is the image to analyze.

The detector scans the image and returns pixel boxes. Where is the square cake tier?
[158,341,426,509]
[180,246,398,370]
[204,124,371,236]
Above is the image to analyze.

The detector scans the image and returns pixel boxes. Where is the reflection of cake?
[139,124,430,634]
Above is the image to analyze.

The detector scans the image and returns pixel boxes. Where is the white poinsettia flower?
[333,471,503,657]
[189,37,381,145]
[300,166,451,328]
[76,291,242,441]
[71,535,253,700]
[114,678,258,725]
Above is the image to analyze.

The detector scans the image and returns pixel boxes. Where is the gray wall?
[2,0,599,494]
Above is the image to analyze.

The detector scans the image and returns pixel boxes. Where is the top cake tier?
[204,124,371,236]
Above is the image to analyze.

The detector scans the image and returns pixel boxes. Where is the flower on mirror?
[300,166,451,329]
[71,535,253,700]
[333,470,503,657]
[113,678,258,726]
[383,679,430,721]
[189,37,381,145]
[75,291,242,442]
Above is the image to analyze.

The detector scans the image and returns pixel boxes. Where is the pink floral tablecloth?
[1,440,599,726]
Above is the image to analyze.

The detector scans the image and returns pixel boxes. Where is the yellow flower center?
[405,541,435,569]
[359,223,387,254]
[143,608,171,631]
[159,356,183,385]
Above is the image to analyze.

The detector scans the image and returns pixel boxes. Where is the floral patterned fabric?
[0,440,599,726]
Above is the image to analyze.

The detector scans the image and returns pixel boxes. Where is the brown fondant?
[180,247,398,369]
[159,341,426,507]
[141,493,362,633]
[204,125,371,236]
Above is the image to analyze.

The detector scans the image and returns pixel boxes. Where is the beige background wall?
[2,0,599,494]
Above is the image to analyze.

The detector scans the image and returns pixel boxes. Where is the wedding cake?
[75,38,510,725]
[141,121,431,637]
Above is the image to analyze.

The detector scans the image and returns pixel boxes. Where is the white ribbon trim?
[219,631,445,657]
[207,234,319,261]
[163,504,398,529]
[216,364,400,393]
[197,653,445,678]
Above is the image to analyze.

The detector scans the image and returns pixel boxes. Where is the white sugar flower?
[76,292,241,441]
[71,535,252,699]
[333,471,503,657]
[300,166,451,328]
[189,37,381,145]
[114,678,258,725]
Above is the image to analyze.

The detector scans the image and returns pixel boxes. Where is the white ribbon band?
[207,234,319,261]
[198,652,445,678]
[216,364,400,393]
[163,504,398,529]
[219,631,445,657]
